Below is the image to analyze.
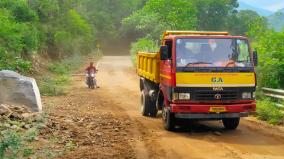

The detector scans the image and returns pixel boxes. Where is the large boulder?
[0,70,42,112]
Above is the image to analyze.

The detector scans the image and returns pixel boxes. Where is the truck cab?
[137,31,257,131]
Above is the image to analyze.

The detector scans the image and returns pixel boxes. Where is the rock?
[213,131,222,136]
[96,132,102,136]
[22,113,40,121]
[0,104,12,116]
[0,70,42,112]
[36,123,47,129]
[10,125,18,130]
[4,123,11,127]
[23,124,31,129]
[9,112,24,120]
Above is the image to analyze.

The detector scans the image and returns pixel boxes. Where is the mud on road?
[44,56,284,159]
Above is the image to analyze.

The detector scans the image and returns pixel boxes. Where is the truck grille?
[195,91,238,100]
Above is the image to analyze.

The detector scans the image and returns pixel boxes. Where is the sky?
[238,0,284,11]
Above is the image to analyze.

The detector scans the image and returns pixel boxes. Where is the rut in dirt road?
[45,56,284,159]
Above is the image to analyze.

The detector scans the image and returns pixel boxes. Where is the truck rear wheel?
[162,107,175,131]
[141,90,158,117]
[222,118,240,130]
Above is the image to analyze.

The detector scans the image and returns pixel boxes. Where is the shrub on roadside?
[39,76,70,96]
[257,99,284,125]
[48,54,84,75]
[0,129,38,159]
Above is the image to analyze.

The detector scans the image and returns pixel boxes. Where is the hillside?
[238,2,273,16]
[268,10,284,31]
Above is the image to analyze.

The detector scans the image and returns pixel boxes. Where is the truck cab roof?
[163,31,248,40]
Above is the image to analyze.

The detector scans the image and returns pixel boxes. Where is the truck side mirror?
[253,50,258,66]
[160,45,168,60]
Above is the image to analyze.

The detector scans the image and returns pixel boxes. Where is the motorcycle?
[86,70,98,89]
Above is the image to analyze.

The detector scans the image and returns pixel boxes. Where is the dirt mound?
[1,104,33,119]
[0,104,43,130]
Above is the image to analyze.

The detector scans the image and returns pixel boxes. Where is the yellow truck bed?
[137,52,160,83]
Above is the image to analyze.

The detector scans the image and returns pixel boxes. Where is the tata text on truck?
[137,31,258,131]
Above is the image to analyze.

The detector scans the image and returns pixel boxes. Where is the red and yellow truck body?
[137,31,257,131]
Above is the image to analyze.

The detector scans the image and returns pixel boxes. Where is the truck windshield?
[176,38,252,68]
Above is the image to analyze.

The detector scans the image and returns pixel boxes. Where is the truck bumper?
[170,102,256,119]
[175,112,252,119]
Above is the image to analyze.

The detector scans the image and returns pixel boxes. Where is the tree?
[227,10,267,35]
[80,0,144,43]
[194,0,239,31]
[251,30,284,88]
[122,0,198,39]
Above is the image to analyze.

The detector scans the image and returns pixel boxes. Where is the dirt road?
[45,56,284,159]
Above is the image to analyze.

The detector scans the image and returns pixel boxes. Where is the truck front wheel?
[162,107,175,131]
[141,90,158,117]
[222,118,240,130]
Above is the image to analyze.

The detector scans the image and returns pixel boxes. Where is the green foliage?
[48,54,83,74]
[0,0,39,73]
[0,0,38,23]
[268,11,284,32]
[81,0,144,42]
[39,75,70,96]
[122,0,197,39]
[0,130,37,159]
[41,54,83,96]
[249,29,284,88]
[130,38,158,65]
[228,10,267,35]
[0,0,98,73]
[193,0,239,31]
[257,99,284,125]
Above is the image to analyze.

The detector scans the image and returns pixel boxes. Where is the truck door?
[160,40,173,87]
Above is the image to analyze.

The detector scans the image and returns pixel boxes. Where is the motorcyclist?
[85,62,97,74]
[85,62,98,87]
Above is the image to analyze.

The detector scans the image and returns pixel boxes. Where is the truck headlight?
[173,93,190,100]
[173,93,179,101]
[242,92,252,99]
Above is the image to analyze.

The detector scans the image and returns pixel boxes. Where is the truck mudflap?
[175,112,252,119]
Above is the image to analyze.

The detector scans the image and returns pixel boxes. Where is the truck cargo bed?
[137,52,160,83]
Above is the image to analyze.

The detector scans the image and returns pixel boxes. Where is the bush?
[249,29,284,89]
[130,38,158,65]
[39,76,70,96]
[48,64,69,74]
[48,54,83,75]
[0,129,37,159]
[257,99,284,125]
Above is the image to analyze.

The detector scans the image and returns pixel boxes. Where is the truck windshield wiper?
[186,62,213,65]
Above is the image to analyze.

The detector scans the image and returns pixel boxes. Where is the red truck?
[137,31,258,131]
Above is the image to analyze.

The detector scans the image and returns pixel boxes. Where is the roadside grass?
[0,113,47,159]
[48,54,84,75]
[0,129,36,159]
[39,75,70,96]
[0,114,73,159]
[256,99,284,125]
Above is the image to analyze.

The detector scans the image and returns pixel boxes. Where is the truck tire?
[141,90,158,117]
[222,118,240,130]
[162,107,175,131]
